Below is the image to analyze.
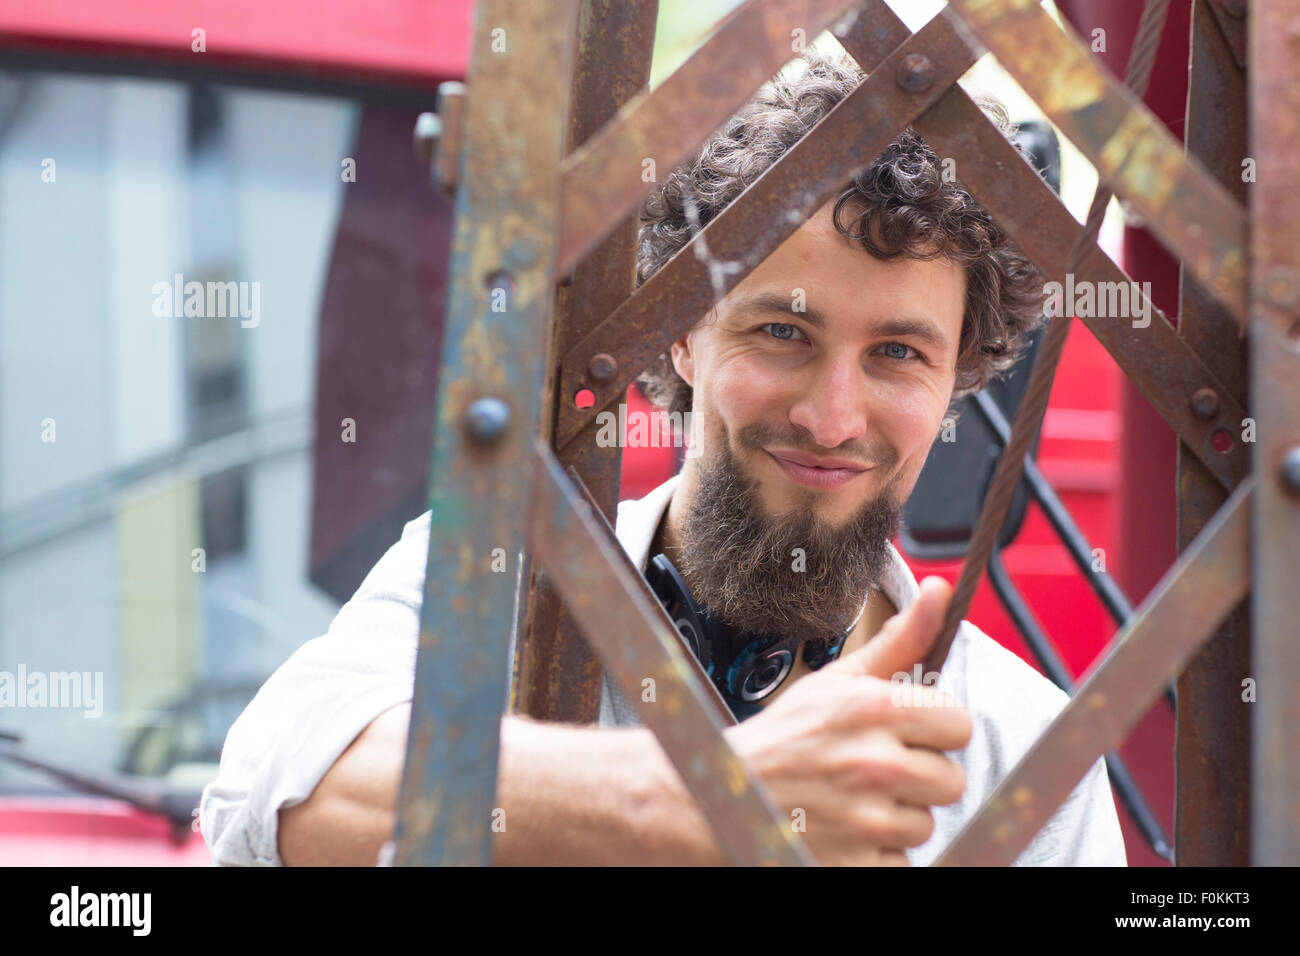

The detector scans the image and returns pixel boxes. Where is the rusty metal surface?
[835,1,1250,492]
[1174,0,1251,867]
[557,0,865,277]
[936,478,1255,867]
[1248,0,1300,867]
[556,8,981,450]
[921,0,1183,688]
[529,442,813,865]
[1205,0,1247,69]
[943,0,1249,326]
[917,104,1248,491]
[514,0,658,725]
[393,0,576,866]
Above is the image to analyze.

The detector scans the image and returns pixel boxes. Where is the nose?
[787,351,870,449]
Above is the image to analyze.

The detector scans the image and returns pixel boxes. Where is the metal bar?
[565,0,1254,491]
[857,0,1176,686]
[935,478,1254,867]
[1247,0,1300,867]
[1205,0,1247,69]
[1174,0,1251,867]
[942,0,1248,325]
[529,441,814,866]
[909,96,1249,491]
[514,0,659,725]
[556,6,981,449]
[986,549,1172,861]
[393,0,576,866]
[833,0,1250,479]
[556,0,866,276]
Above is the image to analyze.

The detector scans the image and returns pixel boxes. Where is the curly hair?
[635,49,1046,420]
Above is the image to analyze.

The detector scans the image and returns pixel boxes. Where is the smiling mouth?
[764,450,871,490]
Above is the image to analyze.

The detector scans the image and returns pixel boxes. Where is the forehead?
[720,200,967,329]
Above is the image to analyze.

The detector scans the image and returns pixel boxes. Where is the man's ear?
[670,330,696,387]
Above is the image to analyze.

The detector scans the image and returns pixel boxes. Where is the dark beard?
[675,423,903,645]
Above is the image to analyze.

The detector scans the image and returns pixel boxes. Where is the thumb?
[838,576,953,681]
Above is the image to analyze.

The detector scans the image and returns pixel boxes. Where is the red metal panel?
[0,798,211,866]
[0,0,473,87]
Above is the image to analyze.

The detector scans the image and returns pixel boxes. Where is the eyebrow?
[728,290,952,351]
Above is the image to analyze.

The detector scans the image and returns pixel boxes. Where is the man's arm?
[203,506,724,867]
[278,706,726,866]
[279,578,971,867]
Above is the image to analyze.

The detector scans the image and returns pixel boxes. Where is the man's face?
[668,200,966,638]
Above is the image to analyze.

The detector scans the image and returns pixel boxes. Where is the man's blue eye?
[881,342,915,360]
[763,322,804,341]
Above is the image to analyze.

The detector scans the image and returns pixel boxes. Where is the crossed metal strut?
[392,0,1299,867]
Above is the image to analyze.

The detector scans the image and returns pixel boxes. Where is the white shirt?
[201,472,1127,867]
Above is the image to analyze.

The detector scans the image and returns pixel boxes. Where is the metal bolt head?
[413,112,442,166]
[464,396,511,445]
[1282,446,1300,496]
[1190,387,1221,421]
[432,82,467,197]
[896,54,935,93]
[587,352,618,382]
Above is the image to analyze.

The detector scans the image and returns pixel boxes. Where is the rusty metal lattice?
[395,0,1298,866]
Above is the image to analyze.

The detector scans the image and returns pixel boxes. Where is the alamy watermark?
[889,663,958,708]
[50,886,150,936]
[0,665,103,718]
[151,273,260,328]
[595,403,699,457]
[1042,273,1153,328]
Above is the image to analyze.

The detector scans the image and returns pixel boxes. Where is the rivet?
[1281,446,1300,496]
[896,53,935,93]
[1190,388,1221,421]
[413,112,442,166]
[587,352,618,382]
[464,396,510,445]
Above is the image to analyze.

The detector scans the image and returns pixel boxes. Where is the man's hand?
[278,577,970,867]
[723,577,972,865]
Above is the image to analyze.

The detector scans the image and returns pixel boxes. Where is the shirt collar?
[615,471,920,614]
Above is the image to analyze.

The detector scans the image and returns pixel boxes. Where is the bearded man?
[201,51,1127,867]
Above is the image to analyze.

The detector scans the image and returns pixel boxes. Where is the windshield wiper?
[0,730,204,833]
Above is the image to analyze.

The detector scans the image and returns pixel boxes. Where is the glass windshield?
[0,69,425,796]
